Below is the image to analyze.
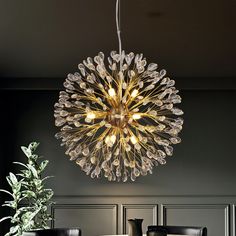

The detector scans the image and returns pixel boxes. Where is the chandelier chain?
[116,0,122,70]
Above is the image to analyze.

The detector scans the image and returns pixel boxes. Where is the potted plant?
[0,142,54,236]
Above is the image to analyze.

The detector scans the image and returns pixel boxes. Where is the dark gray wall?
[0,81,235,236]
[52,89,234,196]
[4,89,235,196]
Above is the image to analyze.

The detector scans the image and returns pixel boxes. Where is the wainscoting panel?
[122,204,158,233]
[51,196,236,236]
[161,204,230,236]
[233,205,235,236]
[51,204,118,236]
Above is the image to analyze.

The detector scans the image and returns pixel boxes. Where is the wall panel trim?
[51,203,118,234]
[121,204,158,233]
[161,204,230,236]
[50,196,236,236]
[233,205,235,236]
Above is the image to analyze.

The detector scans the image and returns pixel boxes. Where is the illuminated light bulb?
[108,88,116,97]
[132,113,141,120]
[86,112,96,119]
[130,135,138,144]
[105,136,110,144]
[131,89,138,98]
[110,134,116,144]
[105,135,115,147]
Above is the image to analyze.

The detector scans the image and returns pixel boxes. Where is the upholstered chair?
[147,225,207,236]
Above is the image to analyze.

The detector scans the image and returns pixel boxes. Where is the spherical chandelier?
[54,0,184,182]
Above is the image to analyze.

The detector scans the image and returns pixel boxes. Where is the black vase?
[128,219,143,236]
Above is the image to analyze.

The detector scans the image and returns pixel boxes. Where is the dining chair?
[22,228,81,236]
[147,225,207,236]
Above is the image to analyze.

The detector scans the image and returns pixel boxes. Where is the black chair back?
[23,228,81,236]
[147,225,207,236]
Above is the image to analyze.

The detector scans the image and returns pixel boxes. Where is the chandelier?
[54,0,184,182]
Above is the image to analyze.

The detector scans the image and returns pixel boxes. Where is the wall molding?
[49,195,236,236]
[0,77,236,90]
[161,204,230,236]
[233,205,235,236]
[121,204,158,233]
[51,203,118,234]
[52,194,236,198]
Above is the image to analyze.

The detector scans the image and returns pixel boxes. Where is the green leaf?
[30,154,38,161]
[0,216,12,223]
[39,160,49,172]
[4,232,12,236]
[9,225,19,234]
[13,162,28,169]
[20,169,31,178]
[2,200,16,208]
[12,210,21,219]
[17,206,34,212]
[42,188,53,192]
[19,195,27,202]
[9,201,17,209]
[20,181,29,186]
[28,142,39,152]
[23,219,35,232]
[27,164,38,178]
[2,203,12,208]
[9,173,18,185]
[41,205,47,211]
[0,189,13,197]
[42,176,54,182]
[21,146,32,157]
[41,189,53,197]
[21,211,33,222]
[12,183,21,194]
[33,179,42,187]
[16,173,25,178]
[22,208,40,225]
[22,190,36,198]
